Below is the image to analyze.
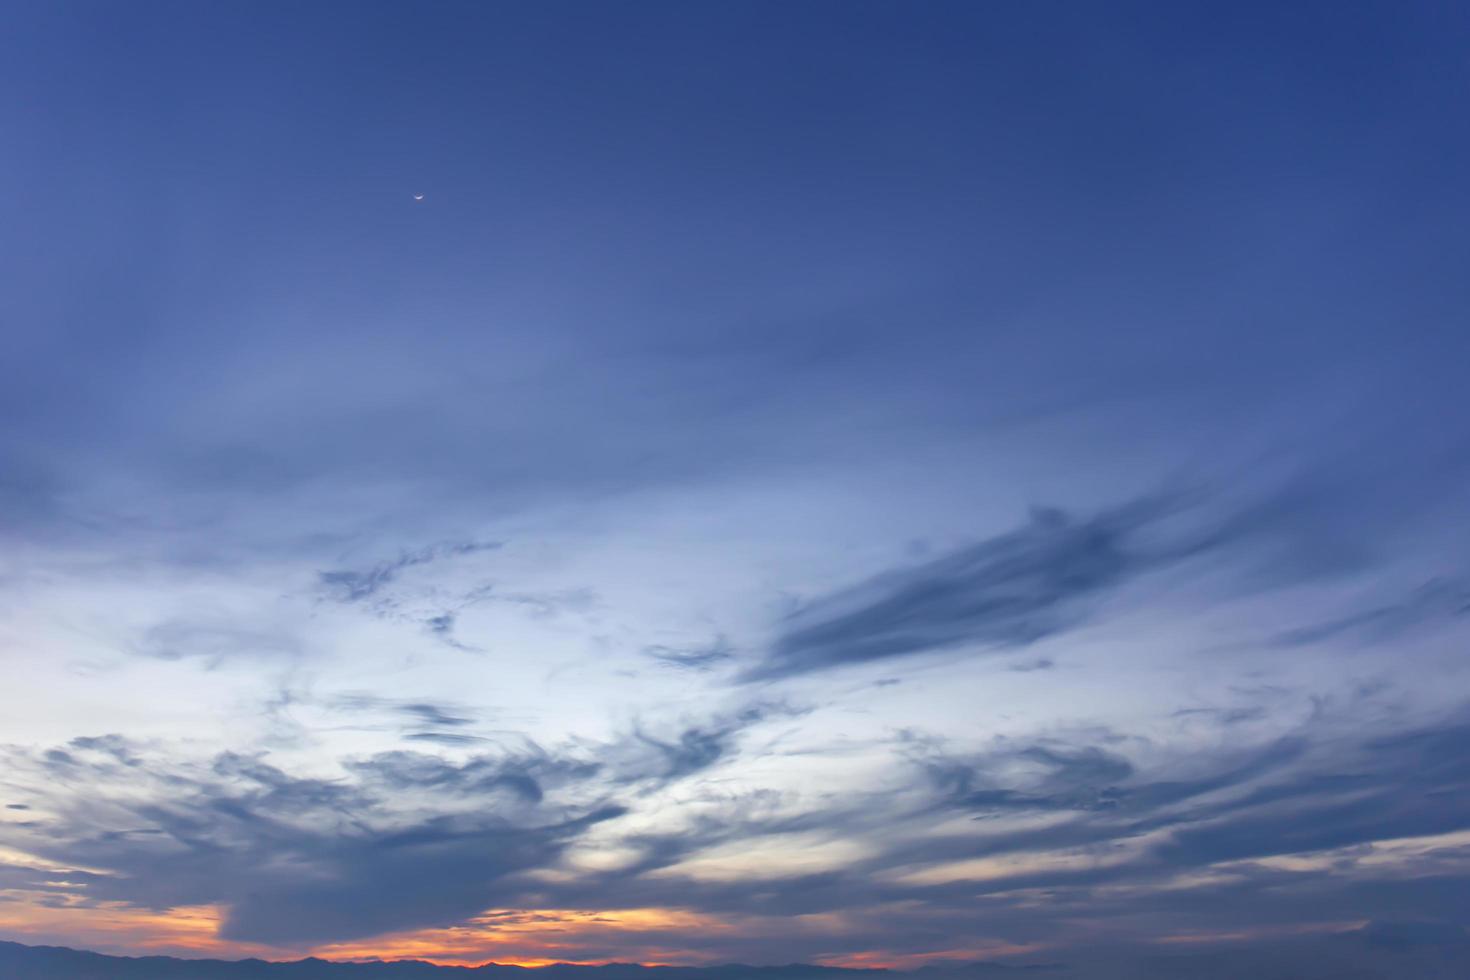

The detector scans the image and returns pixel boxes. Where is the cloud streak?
[318,542,500,605]
[746,494,1229,680]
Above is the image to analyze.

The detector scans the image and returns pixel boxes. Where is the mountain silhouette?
[0,942,1057,980]
[4,928,1469,979]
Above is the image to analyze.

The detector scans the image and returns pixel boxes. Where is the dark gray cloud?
[1007,658,1055,673]
[0,703,787,946]
[398,703,474,728]
[345,747,596,804]
[645,637,735,671]
[746,469,1462,681]
[922,743,1136,815]
[422,708,1470,958]
[748,498,1194,680]
[403,732,489,746]
[327,695,480,738]
[606,704,795,787]
[630,727,737,783]
[6,706,1470,962]
[420,612,483,652]
[914,719,1470,890]
[1,742,605,946]
[0,701,794,945]
[1153,722,1470,867]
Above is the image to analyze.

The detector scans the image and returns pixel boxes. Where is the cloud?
[0,737,616,946]
[317,541,500,604]
[747,497,1191,680]
[324,694,485,742]
[345,749,575,804]
[7,704,1470,962]
[922,742,1136,814]
[404,732,490,746]
[1007,658,1055,673]
[134,619,299,664]
[0,702,796,947]
[397,703,475,728]
[745,472,1444,681]
[645,637,735,671]
[627,727,736,783]
[1154,721,1470,866]
[870,715,1470,908]
[1173,705,1267,726]
[467,706,1470,954]
[603,704,794,787]
[1269,576,1470,648]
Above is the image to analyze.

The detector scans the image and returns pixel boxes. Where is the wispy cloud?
[645,637,735,672]
[1270,576,1470,648]
[746,497,1191,680]
[318,541,500,605]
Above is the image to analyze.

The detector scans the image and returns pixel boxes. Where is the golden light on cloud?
[313,907,738,966]
[884,846,1135,887]
[1239,828,1470,875]
[1153,920,1368,946]
[0,844,112,878]
[816,942,1047,970]
[649,833,874,882]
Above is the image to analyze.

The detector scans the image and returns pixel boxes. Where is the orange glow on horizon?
[0,888,1046,970]
[0,892,1060,972]
[0,898,739,968]
[315,907,736,967]
[0,899,275,960]
[815,943,1047,971]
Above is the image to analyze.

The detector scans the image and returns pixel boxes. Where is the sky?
[1,0,1470,971]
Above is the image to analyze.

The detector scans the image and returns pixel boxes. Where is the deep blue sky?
[2,2,1469,974]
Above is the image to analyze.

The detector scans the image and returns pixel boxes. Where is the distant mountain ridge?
[5,930,1467,980]
[0,942,1054,980]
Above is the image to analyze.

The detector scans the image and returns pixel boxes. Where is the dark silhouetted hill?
[0,943,1053,980]
[2,925,1467,980]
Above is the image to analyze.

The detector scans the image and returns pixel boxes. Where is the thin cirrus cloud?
[745,485,1362,682]
[748,502,1167,681]
[1268,576,1470,648]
